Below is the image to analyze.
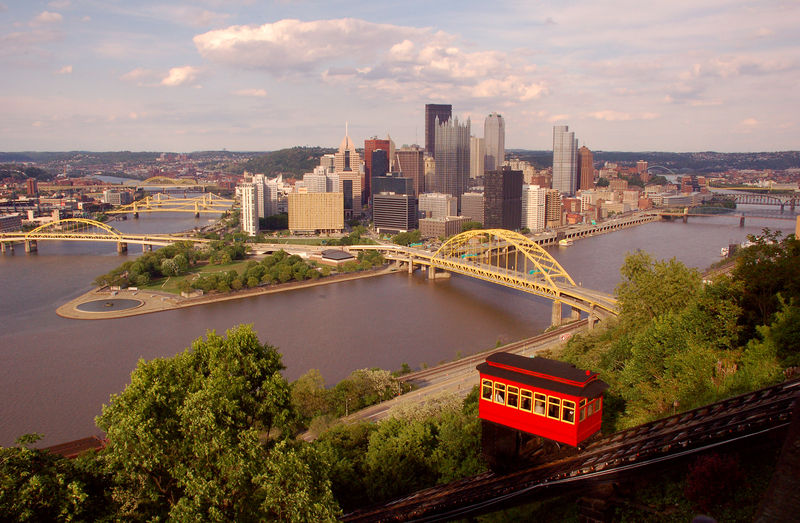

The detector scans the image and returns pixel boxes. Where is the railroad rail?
[343,378,800,522]
[397,320,587,386]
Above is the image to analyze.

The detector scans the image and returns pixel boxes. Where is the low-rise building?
[419,216,469,239]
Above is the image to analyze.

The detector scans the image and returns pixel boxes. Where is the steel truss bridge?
[350,229,617,327]
[0,218,208,254]
[715,190,800,210]
[107,193,234,217]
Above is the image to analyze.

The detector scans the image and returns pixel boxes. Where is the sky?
[1,0,798,153]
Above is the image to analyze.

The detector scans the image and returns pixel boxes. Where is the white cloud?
[233,88,267,97]
[740,118,759,127]
[587,110,659,121]
[161,66,201,86]
[31,11,63,26]
[120,67,158,83]
[56,65,72,74]
[146,6,230,28]
[48,0,71,8]
[194,18,548,105]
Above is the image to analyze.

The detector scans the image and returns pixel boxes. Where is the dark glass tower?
[425,104,452,157]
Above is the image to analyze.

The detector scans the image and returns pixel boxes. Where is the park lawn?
[142,259,254,294]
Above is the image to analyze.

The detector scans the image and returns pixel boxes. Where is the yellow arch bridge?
[0,218,208,254]
[107,193,234,217]
[350,229,618,327]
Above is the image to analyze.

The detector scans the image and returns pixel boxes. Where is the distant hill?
[507,149,800,172]
[234,147,337,178]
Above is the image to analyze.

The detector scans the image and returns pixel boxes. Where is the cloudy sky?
[1,1,798,152]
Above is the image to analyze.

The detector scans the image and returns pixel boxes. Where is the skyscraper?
[484,166,522,230]
[364,137,390,202]
[334,126,362,217]
[425,104,452,157]
[434,116,470,207]
[521,185,546,231]
[470,136,485,179]
[240,183,258,236]
[577,146,594,191]
[552,125,578,195]
[395,145,425,196]
[484,113,505,172]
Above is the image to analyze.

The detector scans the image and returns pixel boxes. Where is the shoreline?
[56,265,400,320]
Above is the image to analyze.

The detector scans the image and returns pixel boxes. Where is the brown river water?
[0,208,793,447]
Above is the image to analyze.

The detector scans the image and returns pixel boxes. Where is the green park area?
[94,239,385,296]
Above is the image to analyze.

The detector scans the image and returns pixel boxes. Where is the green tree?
[461,221,483,232]
[96,325,338,521]
[0,434,112,521]
[291,369,331,421]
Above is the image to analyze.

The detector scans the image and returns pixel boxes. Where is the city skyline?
[1,1,798,153]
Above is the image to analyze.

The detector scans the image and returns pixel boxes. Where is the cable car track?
[343,378,800,522]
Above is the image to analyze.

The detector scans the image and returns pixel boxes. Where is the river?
[0,206,795,447]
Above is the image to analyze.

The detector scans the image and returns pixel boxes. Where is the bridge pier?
[133,212,139,219]
[24,240,37,253]
[551,300,562,327]
[427,266,450,280]
[570,306,581,322]
[117,242,128,254]
[142,244,153,252]
[740,216,746,227]
[408,256,414,274]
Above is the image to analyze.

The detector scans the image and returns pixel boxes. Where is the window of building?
[562,400,576,424]
[507,386,519,409]
[534,393,546,416]
[547,396,561,419]
[494,383,506,404]
[520,390,532,412]
[482,379,493,401]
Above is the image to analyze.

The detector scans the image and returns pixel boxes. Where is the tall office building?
[418,192,457,218]
[552,125,578,195]
[395,145,425,196]
[545,188,562,228]
[240,182,258,236]
[434,116,470,207]
[425,103,452,157]
[484,113,505,172]
[521,185,547,231]
[372,193,418,233]
[364,137,390,201]
[460,192,484,225]
[577,146,594,191]
[484,166,522,230]
[470,136,485,178]
[334,127,362,217]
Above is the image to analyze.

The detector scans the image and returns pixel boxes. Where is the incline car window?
[482,379,493,401]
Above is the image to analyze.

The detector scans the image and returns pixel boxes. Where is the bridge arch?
[432,229,576,288]
[646,165,679,175]
[25,218,123,239]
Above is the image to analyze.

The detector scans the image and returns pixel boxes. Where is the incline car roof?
[477,352,609,398]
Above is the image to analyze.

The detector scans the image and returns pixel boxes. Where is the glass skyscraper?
[552,125,578,195]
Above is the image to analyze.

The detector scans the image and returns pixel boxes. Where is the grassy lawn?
[142,260,253,294]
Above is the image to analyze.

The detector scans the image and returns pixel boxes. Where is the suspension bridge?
[0,218,209,254]
[350,229,618,328]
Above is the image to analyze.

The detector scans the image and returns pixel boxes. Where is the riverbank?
[56,265,400,320]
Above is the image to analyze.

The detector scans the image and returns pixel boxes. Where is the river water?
[0,207,795,447]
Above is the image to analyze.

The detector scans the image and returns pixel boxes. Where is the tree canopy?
[96,324,339,521]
